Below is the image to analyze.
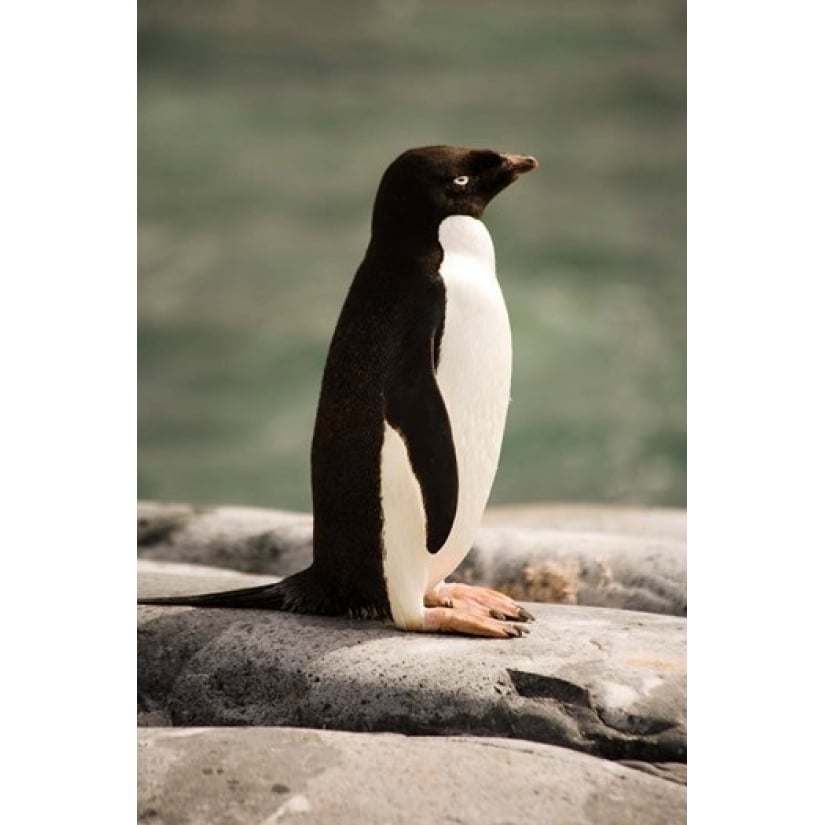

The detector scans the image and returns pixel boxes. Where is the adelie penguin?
[139,145,539,638]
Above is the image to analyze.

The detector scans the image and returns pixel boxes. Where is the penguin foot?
[422,607,529,638]
[428,582,535,623]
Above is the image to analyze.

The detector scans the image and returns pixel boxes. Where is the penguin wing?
[385,359,459,555]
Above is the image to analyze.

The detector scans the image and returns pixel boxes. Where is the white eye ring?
[453,175,469,186]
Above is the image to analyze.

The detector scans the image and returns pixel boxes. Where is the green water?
[138,0,685,511]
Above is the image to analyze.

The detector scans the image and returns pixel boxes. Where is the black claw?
[518,607,536,621]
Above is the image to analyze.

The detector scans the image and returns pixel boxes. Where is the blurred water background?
[138,0,685,512]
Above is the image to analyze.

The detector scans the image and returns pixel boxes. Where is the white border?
[2,2,135,820]
[689,1,824,819]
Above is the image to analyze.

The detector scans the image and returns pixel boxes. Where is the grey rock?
[138,562,686,765]
[457,524,686,616]
[138,501,313,576]
[138,726,686,825]
[619,760,687,786]
[137,501,686,615]
[482,503,686,540]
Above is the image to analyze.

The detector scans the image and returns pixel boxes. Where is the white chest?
[436,215,512,440]
[431,215,512,581]
[436,215,512,421]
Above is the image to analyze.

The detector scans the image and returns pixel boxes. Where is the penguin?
[139,145,538,638]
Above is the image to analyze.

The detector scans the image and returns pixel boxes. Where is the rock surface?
[137,501,686,615]
[138,562,685,767]
[138,502,314,577]
[138,726,686,825]
[137,502,687,822]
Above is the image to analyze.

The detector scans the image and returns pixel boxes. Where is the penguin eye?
[452,175,470,186]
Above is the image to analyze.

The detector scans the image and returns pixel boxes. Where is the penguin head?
[371,145,538,236]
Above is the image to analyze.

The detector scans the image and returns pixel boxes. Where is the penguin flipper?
[385,365,459,554]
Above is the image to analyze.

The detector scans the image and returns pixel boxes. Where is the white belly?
[380,215,512,629]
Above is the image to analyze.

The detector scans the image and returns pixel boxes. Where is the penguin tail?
[137,568,329,614]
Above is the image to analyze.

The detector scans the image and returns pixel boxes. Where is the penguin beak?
[501,153,539,177]
[478,151,538,209]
